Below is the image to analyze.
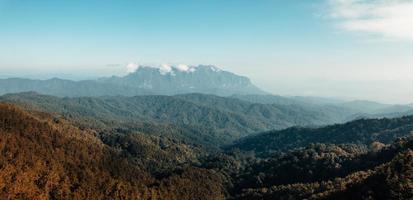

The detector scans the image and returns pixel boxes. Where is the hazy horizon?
[1,0,413,104]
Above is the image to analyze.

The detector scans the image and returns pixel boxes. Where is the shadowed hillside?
[232,138,413,200]
[229,116,413,156]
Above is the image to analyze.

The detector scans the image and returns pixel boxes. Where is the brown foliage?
[0,104,224,200]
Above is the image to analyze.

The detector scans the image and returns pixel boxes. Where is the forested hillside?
[231,136,413,199]
[0,103,225,199]
[229,116,413,156]
[0,92,354,147]
[233,94,413,120]
[1,102,413,199]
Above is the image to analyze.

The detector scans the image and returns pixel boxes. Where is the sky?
[1,0,413,103]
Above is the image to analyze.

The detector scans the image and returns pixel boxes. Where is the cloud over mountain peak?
[125,64,222,75]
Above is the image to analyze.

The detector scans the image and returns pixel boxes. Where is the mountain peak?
[118,64,265,96]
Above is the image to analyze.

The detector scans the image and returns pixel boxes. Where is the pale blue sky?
[1,0,413,103]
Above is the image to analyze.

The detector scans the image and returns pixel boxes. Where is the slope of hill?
[230,94,303,105]
[233,94,413,120]
[233,150,413,199]
[338,100,390,113]
[0,103,225,199]
[0,65,264,97]
[372,104,413,114]
[0,78,155,97]
[347,107,413,121]
[231,135,413,200]
[0,92,352,147]
[228,116,413,156]
[232,94,346,106]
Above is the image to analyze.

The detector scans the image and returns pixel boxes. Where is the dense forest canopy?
[0,103,225,199]
[0,92,360,148]
[1,95,413,199]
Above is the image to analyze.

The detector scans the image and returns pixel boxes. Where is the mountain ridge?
[228,116,413,156]
[0,65,265,97]
[0,92,355,148]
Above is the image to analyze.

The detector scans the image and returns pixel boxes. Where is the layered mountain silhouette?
[0,65,265,97]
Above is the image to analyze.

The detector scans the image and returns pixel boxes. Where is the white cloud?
[327,0,413,41]
[176,64,190,71]
[126,62,139,73]
[125,63,205,75]
[159,64,173,75]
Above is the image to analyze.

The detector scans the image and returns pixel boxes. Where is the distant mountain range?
[232,94,413,119]
[0,65,265,97]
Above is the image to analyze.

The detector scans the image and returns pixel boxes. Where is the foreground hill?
[1,102,413,199]
[0,103,224,199]
[232,139,413,199]
[0,65,264,97]
[0,92,353,147]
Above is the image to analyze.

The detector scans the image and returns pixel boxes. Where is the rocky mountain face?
[102,65,264,96]
[0,65,265,97]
